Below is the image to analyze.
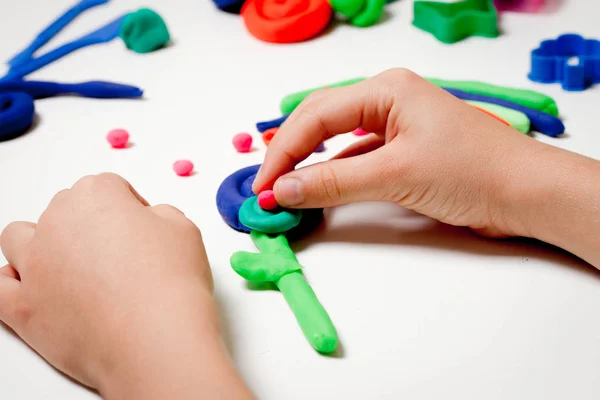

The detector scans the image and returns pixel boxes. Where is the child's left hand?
[0,173,252,399]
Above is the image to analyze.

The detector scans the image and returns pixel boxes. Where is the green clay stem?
[467,100,531,134]
[280,77,366,115]
[276,272,338,354]
[230,252,302,282]
[231,231,338,354]
[250,229,296,257]
[427,78,559,116]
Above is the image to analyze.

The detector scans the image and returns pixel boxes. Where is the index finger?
[252,71,399,193]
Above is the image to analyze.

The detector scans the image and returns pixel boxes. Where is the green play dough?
[467,100,531,134]
[120,8,170,54]
[239,196,302,234]
[330,0,386,27]
[351,0,386,27]
[330,0,364,18]
[427,78,559,116]
[230,252,302,282]
[230,231,338,354]
[280,77,366,115]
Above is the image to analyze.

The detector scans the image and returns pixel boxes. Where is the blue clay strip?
[0,92,35,141]
[443,87,565,137]
[256,114,290,133]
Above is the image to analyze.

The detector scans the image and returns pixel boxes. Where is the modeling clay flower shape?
[217,164,338,354]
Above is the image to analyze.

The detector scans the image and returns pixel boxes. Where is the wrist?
[504,141,600,266]
[96,289,253,399]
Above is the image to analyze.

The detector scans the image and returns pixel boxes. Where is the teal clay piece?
[239,196,302,234]
[412,0,499,44]
[280,77,366,114]
[120,8,170,54]
[230,231,338,354]
[330,0,386,27]
[427,78,559,116]
[467,101,531,134]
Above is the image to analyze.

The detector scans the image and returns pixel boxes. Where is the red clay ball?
[258,190,278,210]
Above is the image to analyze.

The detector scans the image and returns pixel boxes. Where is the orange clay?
[471,105,510,126]
[263,127,278,146]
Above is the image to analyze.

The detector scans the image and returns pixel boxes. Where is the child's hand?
[254,69,600,266]
[0,173,252,399]
[254,69,537,237]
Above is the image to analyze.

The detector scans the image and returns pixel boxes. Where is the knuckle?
[378,68,421,90]
[11,297,32,327]
[317,166,343,202]
[73,173,123,192]
[303,89,327,105]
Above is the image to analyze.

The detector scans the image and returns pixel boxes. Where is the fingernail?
[276,177,303,206]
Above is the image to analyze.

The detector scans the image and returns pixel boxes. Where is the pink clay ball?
[257,190,278,210]
[352,128,369,136]
[233,132,253,153]
[106,128,130,148]
[173,160,194,177]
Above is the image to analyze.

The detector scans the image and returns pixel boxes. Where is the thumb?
[274,147,399,208]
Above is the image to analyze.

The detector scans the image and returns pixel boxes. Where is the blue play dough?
[212,0,246,13]
[256,114,290,133]
[0,92,35,141]
[443,87,565,137]
[216,164,323,238]
[529,34,600,92]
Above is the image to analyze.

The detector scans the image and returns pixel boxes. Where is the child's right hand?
[254,69,600,267]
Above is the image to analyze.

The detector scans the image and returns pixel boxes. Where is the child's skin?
[1,69,599,398]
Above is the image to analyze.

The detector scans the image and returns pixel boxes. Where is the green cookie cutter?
[412,0,499,44]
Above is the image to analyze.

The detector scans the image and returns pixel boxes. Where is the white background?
[1,0,600,398]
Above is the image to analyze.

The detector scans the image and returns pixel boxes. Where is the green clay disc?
[467,100,531,134]
[120,8,170,54]
[239,196,302,234]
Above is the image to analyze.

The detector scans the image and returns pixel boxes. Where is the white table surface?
[1,0,599,398]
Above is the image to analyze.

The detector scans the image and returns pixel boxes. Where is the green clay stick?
[230,231,339,354]
[427,78,559,117]
[467,100,531,134]
[280,77,366,115]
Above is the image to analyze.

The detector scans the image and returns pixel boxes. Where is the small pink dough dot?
[173,160,194,177]
[106,128,130,148]
[352,128,369,136]
[257,190,278,210]
[233,133,253,153]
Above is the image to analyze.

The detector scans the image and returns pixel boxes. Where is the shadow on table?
[291,203,599,282]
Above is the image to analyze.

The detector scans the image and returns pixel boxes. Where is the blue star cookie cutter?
[529,33,600,92]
